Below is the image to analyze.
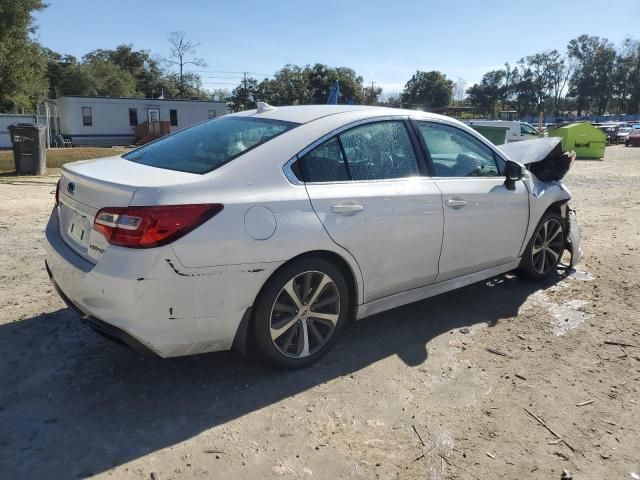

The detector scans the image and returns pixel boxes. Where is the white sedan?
[45,104,582,368]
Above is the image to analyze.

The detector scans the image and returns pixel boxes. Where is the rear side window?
[124,117,297,174]
[339,121,419,181]
[292,120,419,183]
[416,122,500,177]
[294,137,349,182]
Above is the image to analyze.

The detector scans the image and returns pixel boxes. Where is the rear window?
[123,117,298,174]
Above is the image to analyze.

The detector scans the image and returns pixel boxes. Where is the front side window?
[338,121,419,180]
[521,123,538,135]
[124,117,297,174]
[293,137,349,182]
[82,107,92,126]
[170,109,178,126]
[417,122,500,177]
[208,110,216,119]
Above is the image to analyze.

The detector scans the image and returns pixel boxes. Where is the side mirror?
[504,160,525,190]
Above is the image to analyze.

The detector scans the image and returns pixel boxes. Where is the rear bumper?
[46,263,158,356]
[45,208,280,357]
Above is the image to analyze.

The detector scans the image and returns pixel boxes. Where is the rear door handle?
[445,199,468,208]
[331,203,364,215]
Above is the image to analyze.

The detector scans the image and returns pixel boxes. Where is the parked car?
[45,104,582,368]
[616,127,633,144]
[625,127,640,147]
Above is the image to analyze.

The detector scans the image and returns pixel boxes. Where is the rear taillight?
[94,204,223,249]
[55,179,61,206]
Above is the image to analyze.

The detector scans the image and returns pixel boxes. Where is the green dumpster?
[470,125,509,145]
[548,122,605,159]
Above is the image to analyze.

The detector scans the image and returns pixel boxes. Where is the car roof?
[228,104,440,124]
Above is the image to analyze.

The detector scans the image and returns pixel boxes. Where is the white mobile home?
[41,96,228,146]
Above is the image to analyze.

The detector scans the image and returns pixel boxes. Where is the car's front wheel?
[517,211,565,281]
[253,257,350,369]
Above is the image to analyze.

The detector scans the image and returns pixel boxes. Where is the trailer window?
[82,107,92,126]
[170,109,178,126]
[129,108,138,126]
[123,117,298,174]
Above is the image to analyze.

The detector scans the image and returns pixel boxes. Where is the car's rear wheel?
[517,211,565,281]
[253,257,349,369]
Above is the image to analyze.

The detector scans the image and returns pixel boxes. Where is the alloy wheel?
[531,218,564,275]
[269,271,340,358]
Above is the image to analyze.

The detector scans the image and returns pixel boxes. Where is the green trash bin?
[469,125,509,145]
[8,123,48,175]
[548,122,605,159]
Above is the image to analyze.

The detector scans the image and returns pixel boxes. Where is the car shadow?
[0,271,568,478]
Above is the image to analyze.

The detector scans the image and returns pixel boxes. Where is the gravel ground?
[1,145,639,480]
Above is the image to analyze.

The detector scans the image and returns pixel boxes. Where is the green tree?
[82,58,138,97]
[304,64,364,104]
[466,69,506,116]
[363,83,383,105]
[401,71,453,109]
[614,38,640,114]
[0,0,48,112]
[229,77,259,111]
[84,45,168,97]
[567,34,617,115]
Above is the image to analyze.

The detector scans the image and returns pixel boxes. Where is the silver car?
[45,104,582,368]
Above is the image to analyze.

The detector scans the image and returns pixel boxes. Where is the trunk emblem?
[66,182,76,196]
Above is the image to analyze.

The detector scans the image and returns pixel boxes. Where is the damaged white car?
[45,105,582,368]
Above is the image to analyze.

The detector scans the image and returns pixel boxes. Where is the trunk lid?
[57,155,202,263]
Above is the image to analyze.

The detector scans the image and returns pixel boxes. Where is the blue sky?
[35,0,640,95]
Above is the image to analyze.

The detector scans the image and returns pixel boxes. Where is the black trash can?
[8,123,47,175]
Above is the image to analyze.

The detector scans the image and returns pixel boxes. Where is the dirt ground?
[1,145,639,480]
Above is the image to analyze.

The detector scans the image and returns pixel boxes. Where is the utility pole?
[243,72,248,111]
[368,81,376,105]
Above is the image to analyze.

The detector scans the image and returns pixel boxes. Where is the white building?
[41,96,228,146]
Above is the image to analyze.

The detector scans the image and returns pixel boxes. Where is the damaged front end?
[499,137,583,268]
[499,137,575,181]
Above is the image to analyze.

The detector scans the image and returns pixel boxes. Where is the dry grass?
[0,147,127,174]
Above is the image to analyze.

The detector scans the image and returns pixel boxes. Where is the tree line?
[466,35,640,117]
[1,1,639,117]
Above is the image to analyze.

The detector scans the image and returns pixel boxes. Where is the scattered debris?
[604,340,637,348]
[486,348,510,358]
[203,449,225,454]
[576,399,596,407]
[412,424,426,447]
[459,327,470,334]
[524,408,576,452]
[561,469,573,480]
[551,299,593,336]
[514,373,527,381]
[150,473,159,480]
[486,452,496,459]
[554,451,570,461]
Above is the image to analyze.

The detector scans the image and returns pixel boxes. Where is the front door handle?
[445,199,468,208]
[331,203,364,215]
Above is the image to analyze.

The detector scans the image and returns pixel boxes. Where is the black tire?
[252,256,350,369]
[517,211,565,281]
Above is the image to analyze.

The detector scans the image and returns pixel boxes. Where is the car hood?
[498,137,575,182]
[498,137,563,165]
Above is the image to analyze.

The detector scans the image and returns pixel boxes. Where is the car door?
[414,120,529,282]
[293,119,444,303]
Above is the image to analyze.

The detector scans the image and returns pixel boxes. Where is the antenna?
[256,102,276,114]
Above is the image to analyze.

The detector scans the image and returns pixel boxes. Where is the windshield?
[123,117,298,174]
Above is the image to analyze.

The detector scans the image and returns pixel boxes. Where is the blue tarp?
[326,81,339,105]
